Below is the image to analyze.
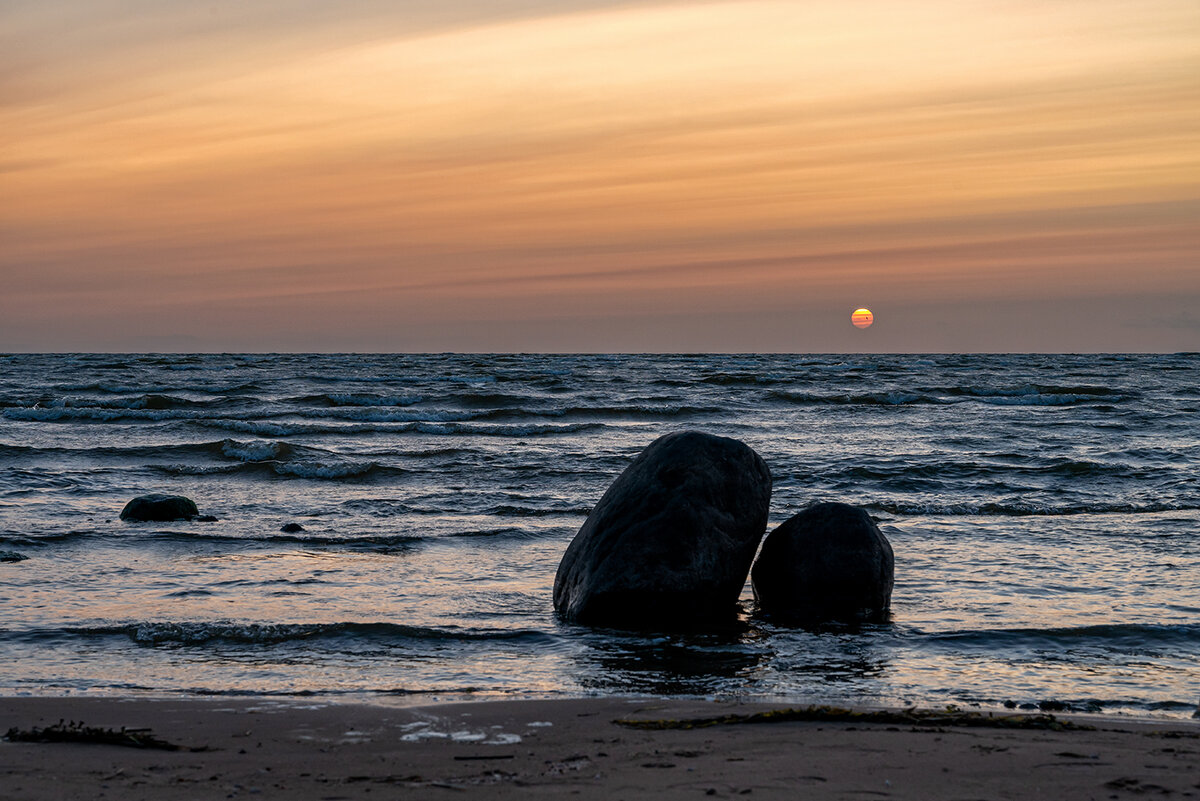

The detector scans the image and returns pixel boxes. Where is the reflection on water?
[569,618,895,698]
[762,626,893,686]
[573,631,765,696]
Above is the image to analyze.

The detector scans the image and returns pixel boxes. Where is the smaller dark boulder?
[193,515,219,523]
[0,551,28,563]
[751,502,893,622]
[120,494,200,522]
[279,522,305,533]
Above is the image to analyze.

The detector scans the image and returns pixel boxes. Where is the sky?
[2,0,1198,352]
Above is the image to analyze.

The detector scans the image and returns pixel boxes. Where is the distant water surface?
[1,353,1197,718]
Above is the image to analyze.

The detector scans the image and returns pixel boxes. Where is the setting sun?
[852,308,874,329]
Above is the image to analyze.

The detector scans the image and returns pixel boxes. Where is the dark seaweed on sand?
[614,705,1096,732]
[4,719,197,750]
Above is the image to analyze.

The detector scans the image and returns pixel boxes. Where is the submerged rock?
[120,494,200,522]
[0,551,28,563]
[751,502,893,622]
[280,522,305,533]
[553,431,772,627]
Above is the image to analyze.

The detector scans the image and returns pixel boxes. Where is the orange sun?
[851,308,874,329]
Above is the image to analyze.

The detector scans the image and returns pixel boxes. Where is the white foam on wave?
[221,439,286,461]
[212,420,317,437]
[3,406,202,421]
[307,407,475,423]
[273,460,378,479]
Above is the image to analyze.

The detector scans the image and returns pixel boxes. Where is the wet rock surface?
[554,431,771,627]
[752,502,893,622]
[119,494,200,522]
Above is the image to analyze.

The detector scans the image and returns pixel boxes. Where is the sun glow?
[852,308,874,329]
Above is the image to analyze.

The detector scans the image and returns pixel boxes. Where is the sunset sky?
[3,0,1198,352]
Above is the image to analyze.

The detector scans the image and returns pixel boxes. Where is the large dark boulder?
[553,431,772,627]
[751,502,893,622]
[120,494,200,522]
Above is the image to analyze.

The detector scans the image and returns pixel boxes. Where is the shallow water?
[1,353,1197,717]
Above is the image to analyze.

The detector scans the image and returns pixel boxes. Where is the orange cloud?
[2,0,1198,349]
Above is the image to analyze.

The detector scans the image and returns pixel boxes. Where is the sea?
[1,353,1197,719]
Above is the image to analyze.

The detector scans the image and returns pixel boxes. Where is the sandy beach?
[3,696,1197,800]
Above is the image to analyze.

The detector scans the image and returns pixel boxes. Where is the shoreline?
[4,695,1197,799]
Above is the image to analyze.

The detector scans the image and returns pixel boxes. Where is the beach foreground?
[3,697,1197,800]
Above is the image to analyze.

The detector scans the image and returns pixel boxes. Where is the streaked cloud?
[2,0,1198,350]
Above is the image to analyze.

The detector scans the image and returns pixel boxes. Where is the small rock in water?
[0,551,29,563]
[119,494,200,522]
[279,522,305,533]
[194,515,219,523]
[553,430,772,627]
[751,502,894,622]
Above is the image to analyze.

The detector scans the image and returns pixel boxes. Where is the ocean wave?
[291,392,425,407]
[410,421,607,436]
[491,404,724,421]
[768,390,948,406]
[197,419,608,438]
[970,393,1111,407]
[3,406,209,422]
[0,438,317,464]
[0,530,100,548]
[219,438,293,461]
[938,383,1128,399]
[49,381,266,395]
[0,468,99,492]
[299,407,478,423]
[695,373,793,387]
[921,623,1200,651]
[331,500,562,526]
[487,504,593,518]
[271,460,394,480]
[316,373,497,385]
[199,419,344,437]
[398,447,475,458]
[833,457,1153,483]
[0,526,538,550]
[282,404,704,424]
[20,393,238,411]
[27,621,557,646]
[866,501,1200,516]
[767,388,1119,407]
[94,394,226,410]
[154,459,403,481]
[443,391,547,408]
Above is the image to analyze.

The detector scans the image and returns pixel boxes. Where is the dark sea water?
[1,353,1197,719]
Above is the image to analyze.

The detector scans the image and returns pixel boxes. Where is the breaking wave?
[21,621,559,647]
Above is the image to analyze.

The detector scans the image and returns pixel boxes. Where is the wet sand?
[3,696,1198,799]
